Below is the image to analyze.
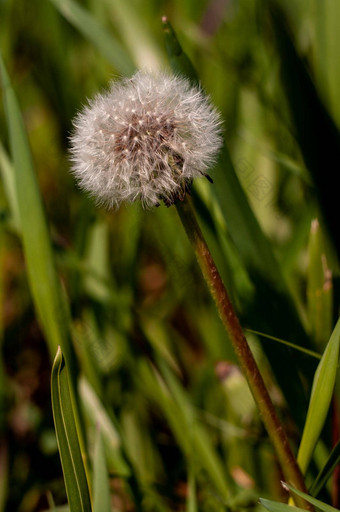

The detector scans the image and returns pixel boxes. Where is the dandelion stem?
[176,196,312,510]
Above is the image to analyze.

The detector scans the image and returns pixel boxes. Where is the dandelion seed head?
[69,70,223,208]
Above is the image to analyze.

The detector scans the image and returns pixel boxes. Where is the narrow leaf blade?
[297,317,340,473]
[0,54,75,369]
[259,497,307,512]
[269,1,340,259]
[79,378,130,477]
[0,141,20,232]
[186,469,197,512]
[93,428,111,512]
[310,438,340,497]
[49,0,135,75]
[162,18,198,84]
[51,347,91,512]
[307,219,333,347]
[284,483,340,512]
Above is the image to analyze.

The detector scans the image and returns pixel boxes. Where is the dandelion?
[69,68,310,504]
[69,70,222,208]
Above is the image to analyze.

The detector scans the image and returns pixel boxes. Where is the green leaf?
[297,316,340,473]
[310,438,340,497]
[51,347,92,512]
[83,220,113,304]
[307,219,333,348]
[0,141,20,232]
[268,1,340,259]
[259,497,307,512]
[313,1,340,130]
[101,0,162,70]
[162,17,198,84]
[0,58,87,464]
[49,0,135,75]
[245,329,322,361]
[144,359,231,502]
[283,483,340,512]
[186,469,197,512]
[93,428,111,512]
[79,378,130,477]
[0,54,75,371]
[0,55,89,479]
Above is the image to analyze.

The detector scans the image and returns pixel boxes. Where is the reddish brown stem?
[176,197,312,510]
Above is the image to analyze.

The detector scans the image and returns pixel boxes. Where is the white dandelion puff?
[69,70,223,208]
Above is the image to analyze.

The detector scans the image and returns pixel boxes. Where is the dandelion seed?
[69,70,223,208]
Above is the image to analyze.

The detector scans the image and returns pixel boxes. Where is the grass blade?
[283,483,340,512]
[310,438,340,497]
[0,54,75,371]
[297,317,340,473]
[259,497,307,512]
[102,0,162,69]
[152,359,231,502]
[307,219,333,348]
[49,0,135,75]
[0,54,91,486]
[162,17,198,84]
[186,469,197,512]
[51,347,92,512]
[269,1,340,259]
[93,428,111,512]
[245,329,322,361]
[79,378,130,477]
[0,141,20,232]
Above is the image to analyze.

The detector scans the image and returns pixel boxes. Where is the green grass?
[0,0,339,511]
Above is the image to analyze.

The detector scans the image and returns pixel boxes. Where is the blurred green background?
[0,0,339,511]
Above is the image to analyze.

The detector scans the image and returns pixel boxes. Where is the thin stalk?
[176,196,312,510]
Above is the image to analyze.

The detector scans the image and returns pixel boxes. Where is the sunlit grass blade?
[0,59,88,475]
[162,18,312,432]
[283,483,340,512]
[48,0,135,75]
[269,1,340,260]
[309,438,340,497]
[141,358,231,502]
[0,55,75,371]
[259,497,307,512]
[313,1,340,130]
[162,18,198,84]
[307,219,333,348]
[186,469,197,512]
[83,219,113,304]
[51,347,92,512]
[245,329,322,361]
[0,141,20,232]
[102,0,162,69]
[297,317,340,474]
[93,428,111,512]
[79,378,130,477]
